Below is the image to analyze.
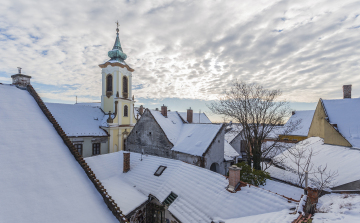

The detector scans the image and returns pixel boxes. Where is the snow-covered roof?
[149,110,223,156]
[45,103,107,137]
[177,112,212,123]
[0,84,117,223]
[225,125,243,143]
[313,193,360,222]
[74,102,101,107]
[86,151,297,223]
[285,110,315,136]
[172,124,223,156]
[224,140,240,161]
[271,137,360,188]
[322,98,360,148]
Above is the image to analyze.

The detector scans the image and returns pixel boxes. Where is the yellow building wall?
[278,135,308,142]
[308,100,352,147]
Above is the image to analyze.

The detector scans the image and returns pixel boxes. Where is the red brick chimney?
[187,107,193,123]
[343,85,352,99]
[228,165,241,192]
[139,105,144,115]
[161,104,167,117]
[123,152,130,173]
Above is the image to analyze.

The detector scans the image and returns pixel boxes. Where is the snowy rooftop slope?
[224,140,240,161]
[260,179,303,201]
[177,112,212,123]
[224,209,298,223]
[225,125,243,143]
[172,124,223,156]
[0,85,117,223]
[45,103,107,137]
[150,110,183,144]
[74,102,101,107]
[285,110,315,136]
[322,98,360,148]
[86,151,296,223]
[273,137,360,187]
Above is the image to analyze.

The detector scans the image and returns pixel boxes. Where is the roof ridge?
[27,85,128,223]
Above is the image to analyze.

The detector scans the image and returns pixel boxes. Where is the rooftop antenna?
[199,109,201,123]
[76,96,77,104]
[141,148,144,161]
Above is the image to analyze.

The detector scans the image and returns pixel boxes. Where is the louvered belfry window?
[123,76,128,93]
[124,105,128,117]
[107,75,113,92]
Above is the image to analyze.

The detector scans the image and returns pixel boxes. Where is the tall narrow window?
[122,76,128,98]
[92,143,101,155]
[107,75,113,92]
[74,144,83,156]
[124,105,128,117]
[106,74,113,98]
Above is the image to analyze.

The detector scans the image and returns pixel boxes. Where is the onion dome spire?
[108,21,127,62]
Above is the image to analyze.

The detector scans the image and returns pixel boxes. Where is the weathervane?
[115,20,119,33]
[17,67,22,74]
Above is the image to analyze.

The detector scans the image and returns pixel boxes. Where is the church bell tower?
[99,23,136,152]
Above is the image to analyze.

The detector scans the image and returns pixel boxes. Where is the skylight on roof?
[154,165,167,176]
[162,192,178,206]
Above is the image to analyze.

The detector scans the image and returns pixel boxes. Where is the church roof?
[45,103,108,137]
[0,84,119,222]
[86,151,297,223]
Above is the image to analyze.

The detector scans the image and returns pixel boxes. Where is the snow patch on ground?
[313,194,360,222]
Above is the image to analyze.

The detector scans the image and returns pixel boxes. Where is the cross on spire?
[115,20,119,33]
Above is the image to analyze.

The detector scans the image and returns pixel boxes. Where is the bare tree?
[281,142,317,187]
[311,165,338,195]
[208,81,299,170]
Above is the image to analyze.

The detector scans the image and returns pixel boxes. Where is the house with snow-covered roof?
[85,151,299,223]
[0,72,128,222]
[308,85,360,148]
[126,105,239,175]
[278,110,315,143]
[268,137,360,192]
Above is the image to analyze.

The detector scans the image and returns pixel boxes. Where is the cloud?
[0,0,359,104]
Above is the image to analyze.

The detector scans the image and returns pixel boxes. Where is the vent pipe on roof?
[343,85,352,99]
[123,152,130,173]
[161,104,167,117]
[292,111,296,116]
[187,107,193,123]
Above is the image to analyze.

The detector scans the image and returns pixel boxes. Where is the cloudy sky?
[0,0,359,121]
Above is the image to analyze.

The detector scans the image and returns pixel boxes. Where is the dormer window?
[124,105,128,117]
[106,74,113,98]
[122,76,128,98]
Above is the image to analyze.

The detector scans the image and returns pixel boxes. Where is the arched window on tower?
[124,105,128,117]
[122,76,128,98]
[106,74,113,98]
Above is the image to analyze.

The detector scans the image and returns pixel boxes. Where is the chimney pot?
[123,152,130,173]
[11,68,31,88]
[292,111,295,116]
[139,105,144,115]
[161,104,167,117]
[343,85,352,99]
[187,107,193,123]
[228,165,241,192]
